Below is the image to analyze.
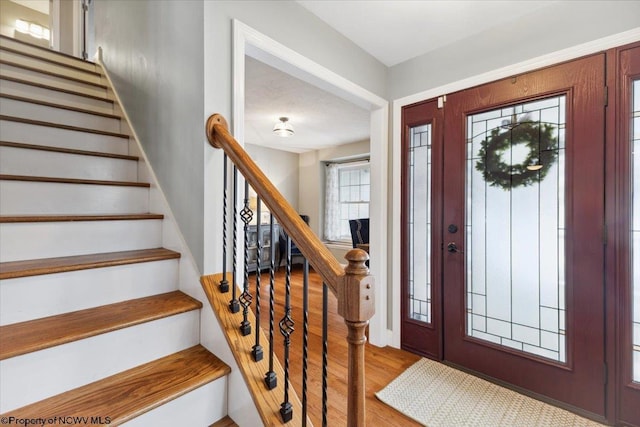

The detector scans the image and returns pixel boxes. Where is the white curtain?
[324,163,340,241]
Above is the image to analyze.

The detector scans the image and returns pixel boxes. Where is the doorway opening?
[232,20,390,346]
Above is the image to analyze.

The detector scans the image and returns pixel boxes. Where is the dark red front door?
[402,54,607,418]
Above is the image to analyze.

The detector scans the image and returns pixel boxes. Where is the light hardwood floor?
[251,266,422,426]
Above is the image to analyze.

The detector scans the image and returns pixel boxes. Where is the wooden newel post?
[338,248,374,427]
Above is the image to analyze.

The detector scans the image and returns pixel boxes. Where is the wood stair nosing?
[0,345,231,424]
[211,416,239,427]
[0,93,122,119]
[0,59,108,90]
[0,75,115,104]
[0,214,164,223]
[0,115,129,139]
[0,45,102,77]
[0,247,181,279]
[0,174,149,188]
[0,290,202,360]
[0,141,138,161]
[0,35,98,71]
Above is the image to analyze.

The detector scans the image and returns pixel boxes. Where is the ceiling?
[296,0,555,67]
[244,1,564,154]
[245,56,370,153]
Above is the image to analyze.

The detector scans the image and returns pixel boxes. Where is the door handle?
[447,242,461,253]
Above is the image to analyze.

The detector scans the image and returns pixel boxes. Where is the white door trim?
[232,19,390,346]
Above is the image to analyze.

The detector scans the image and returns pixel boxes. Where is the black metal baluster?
[239,180,253,336]
[322,281,328,427]
[229,166,240,313]
[252,197,263,361]
[265,214,277,390]
[219,154,229,293]
[302,257,309,426]
[279,235,294,422]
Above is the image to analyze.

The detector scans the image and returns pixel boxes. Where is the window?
[324,160,370,242]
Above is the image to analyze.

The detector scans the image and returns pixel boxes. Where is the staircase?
[0,36,234,425]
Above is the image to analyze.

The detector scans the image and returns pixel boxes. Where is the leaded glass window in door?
[408,124,432,323]
[466,96,566,363]
[632,79,640,382]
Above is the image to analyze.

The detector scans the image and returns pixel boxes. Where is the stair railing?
[206,114,374,426]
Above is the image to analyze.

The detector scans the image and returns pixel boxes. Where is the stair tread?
[0,214,163,223]
[0,174,149,187]
[0,45,101,77]
[0,247,181,279]
[0,141,138,161]
[0,345,230,423]
[0,75,114,104]
[0,93,121,119]
[0,291,202,360]
[0,115,128,138]
[0,35,98,69]
[0,59,108,89]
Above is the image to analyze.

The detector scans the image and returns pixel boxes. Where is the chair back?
[348,218,370,248]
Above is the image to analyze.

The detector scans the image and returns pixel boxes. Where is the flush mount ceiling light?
[273,117,294,137]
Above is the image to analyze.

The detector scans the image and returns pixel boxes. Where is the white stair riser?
[0,40,98,73]
[0,146,138,182]
[123,379,227,427]
[0,120,129,155]
[0,97,121,133]
[0,50,103,85]
[0,146,137,181]
[0,260,180,325]
[0,181,149,215]
[0,220,163,262]
[0,78,114,114]
[0,311,200,413]
[0,63,107,99]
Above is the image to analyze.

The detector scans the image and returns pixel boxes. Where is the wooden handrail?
[206,113,374,426]
[206,113,345,294]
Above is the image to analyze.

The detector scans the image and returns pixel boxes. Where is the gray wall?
[389,1,640,99]
[245,144,300,211]
[94,0,205,270]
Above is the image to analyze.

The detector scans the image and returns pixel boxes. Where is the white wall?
[388,1,640,99]
[298,140,370,259]
[0,1,49,48]
[245,143,300,210]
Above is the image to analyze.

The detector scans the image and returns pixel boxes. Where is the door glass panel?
[408,124,432,323]
[632,79,640,382]
[466,95,566,362]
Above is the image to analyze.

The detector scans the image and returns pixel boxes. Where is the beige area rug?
[375,358,605,427]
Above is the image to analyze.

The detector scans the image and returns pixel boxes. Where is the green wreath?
[475,121,558,190]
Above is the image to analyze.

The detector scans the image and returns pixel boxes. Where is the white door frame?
[49,0,60,51]
[232,20,390,346]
